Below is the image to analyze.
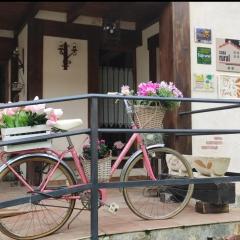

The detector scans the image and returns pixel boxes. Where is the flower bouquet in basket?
[82,138,112,182]
[0,96,63,152]
[121,81,183,129]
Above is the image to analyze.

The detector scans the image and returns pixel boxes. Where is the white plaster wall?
[43,36,88,153]
[136,22,159,85]
[18,24,28,101]
[190,2,240,172]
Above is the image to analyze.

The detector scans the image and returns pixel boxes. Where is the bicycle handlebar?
[107,92,135,127]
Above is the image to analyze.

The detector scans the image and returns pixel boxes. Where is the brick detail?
[201,146,218,150]
[214,136,223,140]
[206,141,223,145]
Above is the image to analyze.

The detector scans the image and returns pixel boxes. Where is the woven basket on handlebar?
[82,156,112,182]
[133,104,166,129]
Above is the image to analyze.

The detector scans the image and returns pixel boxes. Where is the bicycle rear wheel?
[122,146,194,220]
[0,155,76,240]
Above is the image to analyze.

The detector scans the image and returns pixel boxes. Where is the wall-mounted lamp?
[102,18,121,42]
[12,47,24,74]
[58,42,78,70]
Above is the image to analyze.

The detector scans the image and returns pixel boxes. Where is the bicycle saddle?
[53,119,83,131]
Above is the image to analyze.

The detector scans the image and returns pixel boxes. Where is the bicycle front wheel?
[0,155,76,240]
[122,146,194,220]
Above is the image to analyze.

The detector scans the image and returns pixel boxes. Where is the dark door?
[0,63,8,103]
[98,49,136,155]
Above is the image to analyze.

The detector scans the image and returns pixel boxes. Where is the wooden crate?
[1,125,52,152]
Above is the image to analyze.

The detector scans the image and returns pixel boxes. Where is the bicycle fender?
[0,153,77,184]
[119,144,164,192]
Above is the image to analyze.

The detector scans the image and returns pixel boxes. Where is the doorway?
[98,49,136,156]
[0,63,8,103]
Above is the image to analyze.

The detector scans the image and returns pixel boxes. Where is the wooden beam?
[159,2,191,154]
[27,20,43,100]
[147,34,159,50]
[67,3,86,23]
[14,3,39,37]
[172,2,191,155]
[148,34,159,83]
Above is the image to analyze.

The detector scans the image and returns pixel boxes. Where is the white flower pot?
[1,125,52,152]
[192,157,230,177]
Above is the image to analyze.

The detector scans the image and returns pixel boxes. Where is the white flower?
[121,85,130,95]
[53,109,63,118]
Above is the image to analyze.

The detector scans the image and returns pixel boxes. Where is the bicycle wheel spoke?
[0,156,76,239]
[123,147,194,220]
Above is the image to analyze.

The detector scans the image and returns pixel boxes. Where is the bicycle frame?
[0,98,157,203]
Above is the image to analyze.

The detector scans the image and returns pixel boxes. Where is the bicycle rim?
[0,156,76,240]
[123,147,194,220]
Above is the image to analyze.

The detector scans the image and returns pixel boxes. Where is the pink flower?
[44,108,63,126]
[23,96,46,114]
[137,81,160,96]
[114,141,125,149]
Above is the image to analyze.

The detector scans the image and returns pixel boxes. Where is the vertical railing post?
[90,97,99,240]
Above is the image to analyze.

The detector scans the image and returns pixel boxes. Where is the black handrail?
[1,93,240,240]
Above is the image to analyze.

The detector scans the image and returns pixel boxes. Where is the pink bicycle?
[0,99,193,240]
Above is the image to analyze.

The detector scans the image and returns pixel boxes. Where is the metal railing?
[1,93,240,239]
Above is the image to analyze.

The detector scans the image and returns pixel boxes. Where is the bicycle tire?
[0,155,76,240]
[122,146,194,220]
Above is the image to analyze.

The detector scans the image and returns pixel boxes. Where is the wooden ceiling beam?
[67,3,86,23]
[14,3,39,37]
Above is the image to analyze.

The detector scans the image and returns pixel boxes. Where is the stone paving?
[1,189,240,240]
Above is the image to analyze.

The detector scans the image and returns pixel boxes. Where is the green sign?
[197,47,211,64]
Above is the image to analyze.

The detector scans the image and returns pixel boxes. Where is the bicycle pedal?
[107,202,119,214]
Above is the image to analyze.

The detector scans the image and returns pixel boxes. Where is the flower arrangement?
[121,81,183,110]
[112,140,125,156]
[0,96,63,129]
[82,139,110,160]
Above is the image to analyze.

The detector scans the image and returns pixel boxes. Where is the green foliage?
[1,110,47,128]
[27,112,47,126]
[83,139,110,160]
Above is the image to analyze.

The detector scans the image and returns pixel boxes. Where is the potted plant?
[121,81,183,129]
[82,139,112,182]
[0,96,63,152]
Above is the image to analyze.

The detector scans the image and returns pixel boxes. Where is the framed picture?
[197,47,211,64]
[193,74,214,92]
[216,38,240,73]
[195,27,212,44]
[218,75,240,99]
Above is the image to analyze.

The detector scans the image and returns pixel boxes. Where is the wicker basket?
[133,105,166,129]
[82,156,112,182]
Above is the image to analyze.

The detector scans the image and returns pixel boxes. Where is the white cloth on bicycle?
[53,119,83,131]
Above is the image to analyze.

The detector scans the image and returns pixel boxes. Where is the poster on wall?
[218,75,240,99]
[194,27,212,44]
[216,38,240,73]
[197,47,211,64]
[193,74,214,92]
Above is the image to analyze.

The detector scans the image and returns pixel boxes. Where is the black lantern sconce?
[58,42,78,70]
[102,18,121,42]
[12,47,24,74]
